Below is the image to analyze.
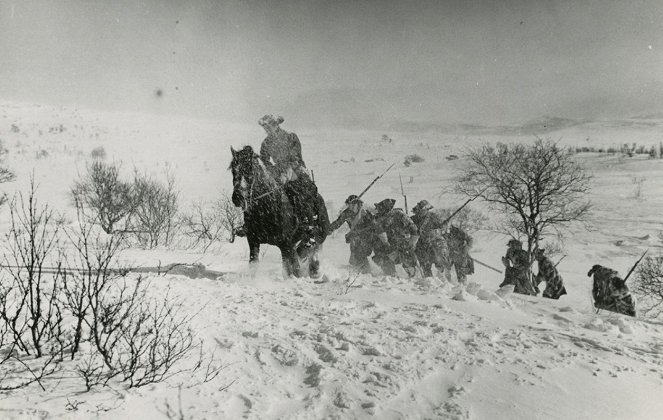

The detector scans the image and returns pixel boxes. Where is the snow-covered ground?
[1,101,663,419]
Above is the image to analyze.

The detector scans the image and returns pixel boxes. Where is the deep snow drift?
[1,102,663,419]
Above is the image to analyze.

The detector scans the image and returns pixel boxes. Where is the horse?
[230,145,329,278]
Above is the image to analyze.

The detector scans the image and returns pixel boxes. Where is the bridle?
[234,154,276,211]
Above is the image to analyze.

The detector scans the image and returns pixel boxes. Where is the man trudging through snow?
[587,264,636,316]
[372,198,420,277]
[257,114,327,245]
[329,194,376,273]
[445,223,474,285]
[411,200,450,278]
[500,239,537,295]
[533,249,567,299]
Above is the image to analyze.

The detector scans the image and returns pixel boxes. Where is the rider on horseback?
[256,114,325,246]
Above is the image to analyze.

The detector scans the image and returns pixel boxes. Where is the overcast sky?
[2,0,662,126]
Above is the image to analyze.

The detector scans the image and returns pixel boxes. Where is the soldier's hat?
[587,264,602,277]
[374,198,396,214]
[534,248,545,257]
[345,194,361,205]
[412,199,434,213]
[258,114,284,127]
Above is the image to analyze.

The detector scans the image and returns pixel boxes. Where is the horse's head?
[230,146,259,208]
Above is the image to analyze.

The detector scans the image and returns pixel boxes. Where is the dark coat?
[535,256,567,299]
[588,265,636,316]
[260,129,306,177]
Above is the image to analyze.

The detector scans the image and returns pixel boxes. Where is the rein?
[239,156,276,211]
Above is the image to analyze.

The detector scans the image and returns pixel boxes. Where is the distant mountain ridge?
[281,83,663,134]
[386,116,584,136]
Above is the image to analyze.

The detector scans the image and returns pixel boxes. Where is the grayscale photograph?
[1,0,662,418]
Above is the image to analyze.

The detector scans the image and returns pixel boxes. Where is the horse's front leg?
[280,245,301,278]
[248,239,261,264]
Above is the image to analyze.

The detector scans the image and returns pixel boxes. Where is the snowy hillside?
[1,102,663,419]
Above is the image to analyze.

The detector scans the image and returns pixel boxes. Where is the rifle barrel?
[471,257,503,274]
[357,162,395,200]
[624,249,648,282]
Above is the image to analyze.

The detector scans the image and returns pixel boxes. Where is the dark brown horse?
[230,145,329,277]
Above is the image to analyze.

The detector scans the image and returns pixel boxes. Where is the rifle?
[554,254,567,268]
[471,257,502,274]
[441,187,488,225]
[623,249,649,283]
[399,173,408,213]
[356,162,396,200]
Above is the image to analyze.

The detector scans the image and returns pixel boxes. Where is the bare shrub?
[216,194,244,239]
[633,255,663,319]
[180,193,243,250]
[130,169,179,248]
[71,161,134,234]
[90,146,107,159]
[622,143,636,157]
[404,154,424,166]
[0,179,66,358]
[631,176,646,200]
[81,277,198,388]
[0,139,15,208]
[61,203,128,360]
[0,180,65,390]
[648,145,657,158]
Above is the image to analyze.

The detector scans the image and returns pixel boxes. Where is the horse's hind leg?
[309,251,321,279]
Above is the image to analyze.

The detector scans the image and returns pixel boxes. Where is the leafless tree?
[456,138,592,275]
[434,207,488,234]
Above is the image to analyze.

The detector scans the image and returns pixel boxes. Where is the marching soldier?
[329,195,375,273]
[445,224,474,285]
[534,249,567,299]
[500,239,537,295]
[411,200,450,278]
[587,264,636,316]
[372,198,420,277]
